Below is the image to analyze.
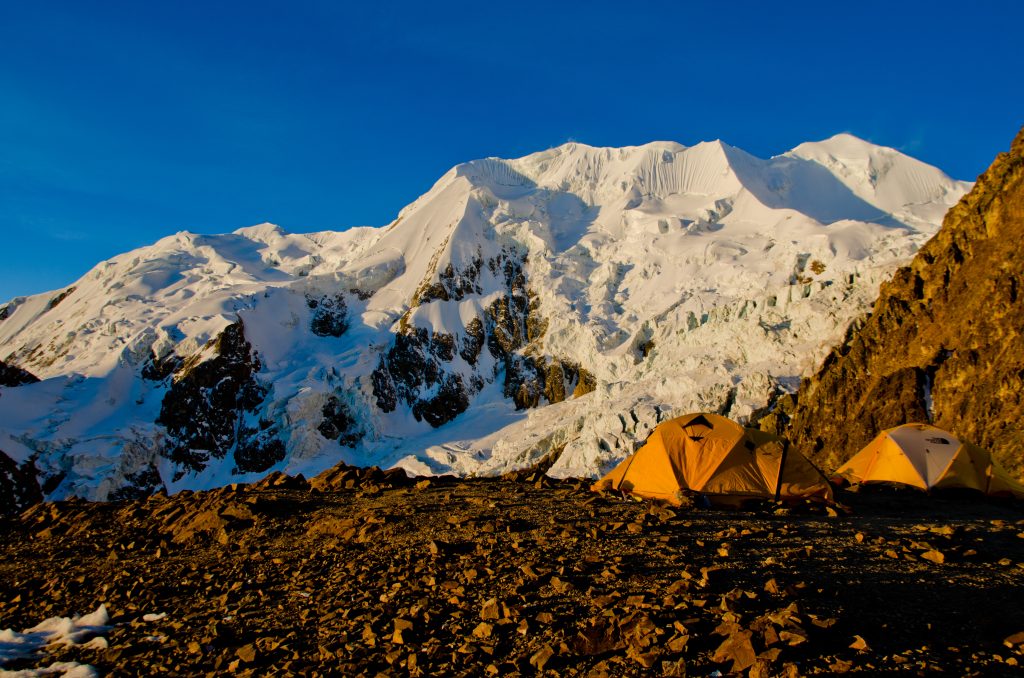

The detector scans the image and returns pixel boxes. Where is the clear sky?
[2,0,1021,302]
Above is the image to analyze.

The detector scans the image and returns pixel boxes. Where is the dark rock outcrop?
[0,451,42,516]
[108,464,163,501]
[509,355,592,410]
[155,320,285,479]
[318,394,362,447]
[372,247,596,426]
[307,293,350,337]
[0,360,40,388]
[372,248,532,426]
[412,251,484,305]
[45,286,76,311]
[762,127,1024,477]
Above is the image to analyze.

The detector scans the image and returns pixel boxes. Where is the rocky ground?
[1,465,1023,677]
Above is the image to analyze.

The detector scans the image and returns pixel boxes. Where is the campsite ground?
[1,467,1023,676]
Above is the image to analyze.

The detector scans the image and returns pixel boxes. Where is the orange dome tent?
[591,413,833,505]
[835,423,1024,498]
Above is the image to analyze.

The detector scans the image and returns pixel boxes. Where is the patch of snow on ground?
[0,662,98,678]
[0,605,108,677]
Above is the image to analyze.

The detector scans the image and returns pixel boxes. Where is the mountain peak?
[233,222,287,242]
[790,132,893,160]
[786,134,971,218]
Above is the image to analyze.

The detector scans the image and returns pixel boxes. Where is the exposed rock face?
[373,247,593,427]
[0,360,39,388]
[763,127,1024,477]
[0,451,41,516]
[154,321,285,479]
[108,464,163,502]
[412,250,484,304]
[307,293,349,337]
[45,286,76,311]
[317,394,363,447]
[510,356,592,410]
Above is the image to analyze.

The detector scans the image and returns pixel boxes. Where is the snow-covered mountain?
[0,134,971,503]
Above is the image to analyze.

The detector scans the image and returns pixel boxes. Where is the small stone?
[779,630,807,646]
[850,635,870,651]
[235,643,257,663]
[550,576,571,593]
[473,622,494,639]
[749,660,772,678]
[711,629,756,673]
[830,658,853,673]
[920,550,945,564]
[629,648,659,668]
[393,618,414,644]
[1004,631,1024,647]
[666,634,688,653]
[660,658,687,678]
[530,645,555,671]
[480,597,501,621]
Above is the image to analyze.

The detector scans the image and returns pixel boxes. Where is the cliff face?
[763,127,1024,477]
[0,360,39,388]
[0,451,41,516]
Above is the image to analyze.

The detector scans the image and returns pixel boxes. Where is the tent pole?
[774,441,789,502]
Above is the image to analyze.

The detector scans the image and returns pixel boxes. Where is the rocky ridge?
[0,359,39,389]
[761,126,1024,477]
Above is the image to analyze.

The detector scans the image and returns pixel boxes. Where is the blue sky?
[2,0,1021,301]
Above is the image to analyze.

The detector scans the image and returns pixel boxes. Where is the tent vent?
[689,435,705,442]
[686,414,714,430]
[926,437,950,445]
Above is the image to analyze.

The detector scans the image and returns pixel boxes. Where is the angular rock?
[479,597,501,621]
[530,645,555,671]
[850,635,870,651]
[711,628,756,673]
